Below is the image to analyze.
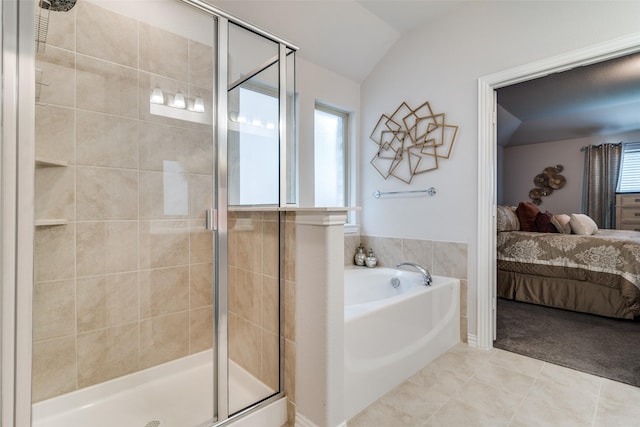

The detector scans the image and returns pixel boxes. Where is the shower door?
[221,21,293,417]
[31,1,218,426]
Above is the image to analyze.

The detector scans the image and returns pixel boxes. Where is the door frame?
[476,33,640,350]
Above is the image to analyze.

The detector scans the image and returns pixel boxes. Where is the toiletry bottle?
[354,243,366,266]
[365,248,377,268]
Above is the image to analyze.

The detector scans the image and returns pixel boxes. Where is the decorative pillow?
[569,213,598,235]
[516,201,540,232]
[551,214,571,234]
[497,205,519,232]
[535,211,558,233]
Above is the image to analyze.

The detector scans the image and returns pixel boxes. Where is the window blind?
[617,142,640,193]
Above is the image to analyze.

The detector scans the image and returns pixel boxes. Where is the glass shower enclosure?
[27,0,296,425]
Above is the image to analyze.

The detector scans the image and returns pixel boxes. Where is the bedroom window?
[617,142,640,193]
[314,103,349,207]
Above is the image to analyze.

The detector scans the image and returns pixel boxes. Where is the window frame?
[314,102,350,208]
[617,142,640,193]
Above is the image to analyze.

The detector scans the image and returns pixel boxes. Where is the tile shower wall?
[33,2,214,402]
[345,235,469,343]
[227,211,297,424]
[227,211,279,390]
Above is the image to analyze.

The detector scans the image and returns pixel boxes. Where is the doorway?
[476,34,640,349]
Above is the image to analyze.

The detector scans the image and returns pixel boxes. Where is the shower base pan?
[32,350,285,427]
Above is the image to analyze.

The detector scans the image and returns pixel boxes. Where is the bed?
[496,205,640,319]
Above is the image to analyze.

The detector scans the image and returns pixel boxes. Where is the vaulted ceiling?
[497,52,640,146]
[209,0,464,82]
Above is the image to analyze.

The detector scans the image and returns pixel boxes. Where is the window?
[617,142,640,193]
[314,104,349,207]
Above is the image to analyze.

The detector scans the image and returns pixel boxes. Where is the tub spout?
[396,262,432,286]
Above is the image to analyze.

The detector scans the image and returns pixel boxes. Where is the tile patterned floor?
[347,344,640,427]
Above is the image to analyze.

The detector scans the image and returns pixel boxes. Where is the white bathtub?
[344,266,460,420]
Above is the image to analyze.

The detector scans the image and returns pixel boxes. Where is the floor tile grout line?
[591,378,604,427]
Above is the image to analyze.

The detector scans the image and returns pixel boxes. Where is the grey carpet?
[494,298,640,387]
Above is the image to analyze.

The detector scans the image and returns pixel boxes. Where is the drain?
[145,422,160,427]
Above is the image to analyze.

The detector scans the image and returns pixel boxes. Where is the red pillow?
[516,201,540,232]
[535,211,558,233]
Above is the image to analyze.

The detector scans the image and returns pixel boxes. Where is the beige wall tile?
[35,165,75,222]
[76,166,138,220]
[190,219,213,264]
[190,306,213,354]
[432,241,468,279]
[401,238,433,270]
[228,267,239,313]
[262,220,279,278]
[76,222,105,275]
[189,40,214,90]
[76,55,138,118]
[228,215,238,268]
[235,270,262,325]
[76,221,138,276]
[229,316,261,378]
[76,276,105,333]
[284,338,295,402]
[190,263,213,309]
[77,323,138,388]
[261,330,279,391]
[43,5,75,51]
[138,121,183,172]
[35,46,75,108]
[139,220,190,268]
[139,171,190,219]
[183,128,214,175]
[284,219,295,281]
[236,221,263,273]
[33,279,75,342]
[189,174,213,219]
[34,224,75,282]
[139,312,189,369]
[139,22,188,81]
[372,236,402,267]
[139,266,189,319]
[76,111,138,169]
[32,336,77,402]
[104,222,139,273]
[35,105,75,163]
[262,275,279,334]
[284,280,295,342]
[460,279,468,317]
[77,272,138,332]
[344,235,361,266]
[76,2,137,67]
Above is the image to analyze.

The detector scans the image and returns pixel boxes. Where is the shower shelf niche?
[35,219,69,227]
[35,157,70,227]
[36,157,68,167]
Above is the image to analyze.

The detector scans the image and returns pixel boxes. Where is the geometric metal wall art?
[528,164,566,205]
[370,101,459,184]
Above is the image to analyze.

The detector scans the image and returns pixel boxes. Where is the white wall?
[295,58,360,208]
[360,0,640,338]
[502,130,640,215]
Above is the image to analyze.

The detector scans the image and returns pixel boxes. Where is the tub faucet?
[396,262,432,286]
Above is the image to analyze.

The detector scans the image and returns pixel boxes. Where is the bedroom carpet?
[494,298,640,388]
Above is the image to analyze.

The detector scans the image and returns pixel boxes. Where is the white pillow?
[551,214,571,234]
[569,213,598,235]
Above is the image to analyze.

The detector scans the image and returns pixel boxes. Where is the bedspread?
[497,230,640,291]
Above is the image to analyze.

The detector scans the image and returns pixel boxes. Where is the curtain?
[582,143,622,229]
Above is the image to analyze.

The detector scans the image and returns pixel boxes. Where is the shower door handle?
[205,209,217,231]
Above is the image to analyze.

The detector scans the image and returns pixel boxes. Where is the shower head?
[39,0,77,12]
